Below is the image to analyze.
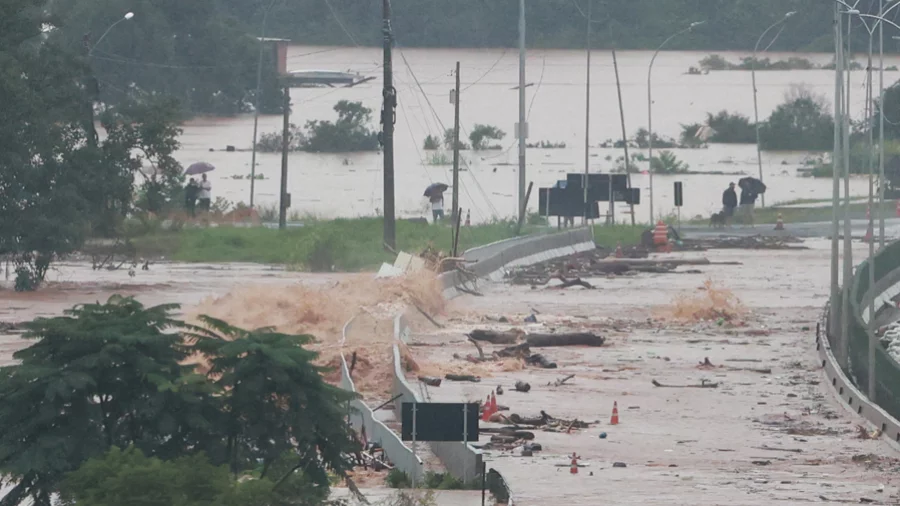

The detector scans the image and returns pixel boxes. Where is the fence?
[829,239,900,423]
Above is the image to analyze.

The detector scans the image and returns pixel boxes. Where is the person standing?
[198,173,212,213]
[430,193,444,223]
[184,178,200,217]
[739,185,757,227]
[722,182,737,226]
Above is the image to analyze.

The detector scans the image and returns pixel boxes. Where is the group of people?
[184,173,212,217]
[720,182,759,226]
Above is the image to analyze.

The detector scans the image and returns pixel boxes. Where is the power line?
[323,0,360,46]
[462,49,509,91]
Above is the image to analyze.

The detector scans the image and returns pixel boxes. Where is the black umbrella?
[185,162,215,176]
[738,177,766,194]
[423,182,449,198]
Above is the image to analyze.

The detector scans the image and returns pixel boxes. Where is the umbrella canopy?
[185,162,215,176]
[738,177,766,194]
[423,182,449,198]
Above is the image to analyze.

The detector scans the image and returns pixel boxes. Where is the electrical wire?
[322,0,360,47]
[462,49,509,91]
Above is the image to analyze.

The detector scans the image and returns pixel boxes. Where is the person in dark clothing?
[739,186,757,226]
[722,182,738,226]
[185,178,199,217]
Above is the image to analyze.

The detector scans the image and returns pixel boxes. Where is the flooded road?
[165,46,882,223]
[405,239,900,505]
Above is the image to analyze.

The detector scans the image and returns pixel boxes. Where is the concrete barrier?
[390,227,594,499]
[338,317,424,483]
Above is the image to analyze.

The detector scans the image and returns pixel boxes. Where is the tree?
[468,124,505,150]
[442,128,469,150]
[759,88,834,152]
[0,297,359,506]
[188,316,358,487]
[303,100,379,152]
[100,96,185,215]
[705,111,756,144]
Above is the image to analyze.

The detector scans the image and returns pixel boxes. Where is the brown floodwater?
[155,46,880,223]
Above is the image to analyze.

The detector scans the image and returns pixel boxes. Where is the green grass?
[123,218,649,271]
[130,218,544,271]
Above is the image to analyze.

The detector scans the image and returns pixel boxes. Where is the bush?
[443,128,469,150]
[650,151,689,174]
[469,124,506,150]
[304,100,379,152]
[705,111,756,144]
[386,469,412,489]
[679,123,705,148]
[423,135,441,150]
[634,128,676,149]
[760,87,833,152]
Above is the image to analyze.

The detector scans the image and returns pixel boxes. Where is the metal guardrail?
[338,317,424,483]
[827,239,900,430]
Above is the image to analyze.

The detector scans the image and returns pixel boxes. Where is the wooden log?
[445,374,481,382]
[525,333,605,347]
[467,329,521,344]
[524,353,557,369]
[495,343,531,358]
[508,411,551,426]
[553,276,594,289]
[651,379,718,388]
[417,376,442,387]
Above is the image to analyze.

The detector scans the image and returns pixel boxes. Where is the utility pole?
[517,0,527,222]
[381,0,397,251]
[612,48,634,226]
[840,15,853,367]
[582,0,591,224]
[830,2,843,350]
[879,0,886,248]
[452,61,461,251]
[278,87,290,229]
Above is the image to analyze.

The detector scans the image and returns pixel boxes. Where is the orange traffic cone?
[615,242,624,258]
[774,213,784,231]
[610,401,619,425]
[481,395,492,421]
[570,453,579,474]
[489,392,497,415]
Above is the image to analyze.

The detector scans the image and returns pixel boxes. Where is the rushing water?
[169,46,890,223]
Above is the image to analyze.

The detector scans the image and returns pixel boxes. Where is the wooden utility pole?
[278,87,290,229]
[517,0,527,222]
[381,0,397,250]
[612,49,634,225]
[582,0,591,224]
[451,61,461,253]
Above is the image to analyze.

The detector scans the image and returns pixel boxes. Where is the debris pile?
[480,410,594,451]
[664,279,745,322]
[449,328,605,370]
[505,248,719,286]
[681,235,806,251]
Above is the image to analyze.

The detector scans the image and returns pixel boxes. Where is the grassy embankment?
[126,218,643,271]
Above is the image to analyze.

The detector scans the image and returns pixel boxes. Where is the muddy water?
[166,47,883,223]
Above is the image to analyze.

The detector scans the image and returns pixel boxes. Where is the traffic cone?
[481,395,492,421]
[774,213,784,231]
[465,210,471,227]
[614,242,624,258]
[895,200,900,218]
[570,453,579,474]
[489,392,497,415]
[610,401,619,425]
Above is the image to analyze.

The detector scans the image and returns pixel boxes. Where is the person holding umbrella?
[185,162,215,214]
[184,178,200,217]
[424,183,448,223]
[737,177,766,227]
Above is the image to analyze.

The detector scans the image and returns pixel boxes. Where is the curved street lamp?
[249,0,280,209]
[752,11,795,209]
[88,12,134,57]
[647,20,703,224]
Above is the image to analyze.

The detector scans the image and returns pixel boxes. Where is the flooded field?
[161,46,880,223]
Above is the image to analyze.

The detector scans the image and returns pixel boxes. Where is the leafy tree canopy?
[0,297,359,506]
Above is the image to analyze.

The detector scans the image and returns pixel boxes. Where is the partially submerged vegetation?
[257,100,379,153]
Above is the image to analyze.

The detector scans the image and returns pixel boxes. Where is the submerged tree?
[303,100,379,152]
[468,124,506,150]
[760,87,834,152]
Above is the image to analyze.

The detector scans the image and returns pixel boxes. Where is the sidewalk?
[408,240,900,505]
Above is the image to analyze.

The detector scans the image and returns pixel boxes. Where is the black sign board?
[401,402,480,442]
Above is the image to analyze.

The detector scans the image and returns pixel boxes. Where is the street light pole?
[647,21,703,224]
[250,0,279,208]
[830,2,843,348]
[517,0,527,222]
[86,12,135,149]
[752,12,795,209]
[879,0,886,248]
